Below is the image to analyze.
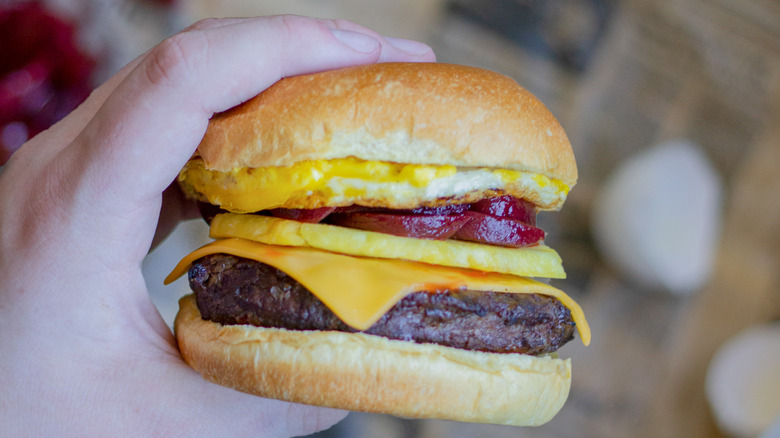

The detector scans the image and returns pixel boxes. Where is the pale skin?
[0,15,435,437]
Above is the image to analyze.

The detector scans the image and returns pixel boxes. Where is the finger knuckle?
[331,18,353,29]
[186,17,221,32]
[144,31,209,87]
[273,14,313,38]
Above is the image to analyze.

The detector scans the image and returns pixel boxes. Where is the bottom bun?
[174,294,572,426]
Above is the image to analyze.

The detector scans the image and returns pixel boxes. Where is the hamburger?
[165,62,590,426]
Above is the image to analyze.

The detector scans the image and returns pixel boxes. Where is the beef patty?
[188,254,576,355]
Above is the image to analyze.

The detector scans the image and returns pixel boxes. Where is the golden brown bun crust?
[175,295,572,426]
[197,63,577,187]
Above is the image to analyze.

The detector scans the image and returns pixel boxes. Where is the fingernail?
[385,37,432,56]
[330,29,380,53]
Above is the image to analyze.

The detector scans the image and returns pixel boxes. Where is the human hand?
[0,15,434,437]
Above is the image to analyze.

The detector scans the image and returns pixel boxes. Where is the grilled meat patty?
[189,254,575,355]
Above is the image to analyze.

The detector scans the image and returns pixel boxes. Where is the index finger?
[64,15,435,211]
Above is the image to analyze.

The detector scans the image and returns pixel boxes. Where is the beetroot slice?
[470,196,536,226]
[326,212,471,240]
[333,203,470,216]
[454,211,544,247]
[198,202,228,224]
[270,207,336,223]
[410,204,471,216]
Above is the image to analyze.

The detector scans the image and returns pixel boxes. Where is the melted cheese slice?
[165,238,591,346]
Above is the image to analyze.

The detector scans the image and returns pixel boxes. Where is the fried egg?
[179,156,570,213]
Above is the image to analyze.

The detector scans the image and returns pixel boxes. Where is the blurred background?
[2,0,779,436]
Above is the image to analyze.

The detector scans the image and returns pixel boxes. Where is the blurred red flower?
[0,2,95,164]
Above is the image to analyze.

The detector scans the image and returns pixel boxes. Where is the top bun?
[197,62,577,187]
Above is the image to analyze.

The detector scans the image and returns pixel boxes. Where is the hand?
[0,15,435,437]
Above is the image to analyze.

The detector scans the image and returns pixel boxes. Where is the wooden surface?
[650,112,780,438]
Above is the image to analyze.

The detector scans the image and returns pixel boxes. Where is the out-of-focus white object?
[706,323,780,438]
[760,415,780,438]
[591,139,722,295]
